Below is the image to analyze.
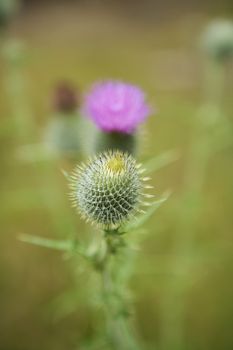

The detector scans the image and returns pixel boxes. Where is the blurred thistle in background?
[0,0,18,29]
[82,80,151,155]
[53,82,79,113]
[44,81,82,157]
[1,38,33,141]
[158,17,233,350]
[200,19,233,62]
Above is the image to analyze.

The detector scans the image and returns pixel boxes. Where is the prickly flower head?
[70,151,150,228]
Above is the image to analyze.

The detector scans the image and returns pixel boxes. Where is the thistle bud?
[53,82,79,113]
[200,20,233,62]
[69,151,149,228]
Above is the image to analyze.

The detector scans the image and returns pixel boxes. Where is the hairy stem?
[98,230,140,350]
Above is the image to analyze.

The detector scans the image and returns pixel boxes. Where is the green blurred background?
[0,0,233,349]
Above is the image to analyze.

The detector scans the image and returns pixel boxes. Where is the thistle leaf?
[16,143,55,162]
[124,191,170,231]
[19,233,85,256]
[144,149,179,175]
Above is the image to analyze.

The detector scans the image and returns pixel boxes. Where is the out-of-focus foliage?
[0,0,18,27]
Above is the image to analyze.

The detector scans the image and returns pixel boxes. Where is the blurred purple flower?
[84,81,151,133]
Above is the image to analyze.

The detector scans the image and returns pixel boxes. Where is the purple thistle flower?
[84,81,151,134]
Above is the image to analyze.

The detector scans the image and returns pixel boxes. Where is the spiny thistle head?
[83,80,151,134]
[69,151,151,229]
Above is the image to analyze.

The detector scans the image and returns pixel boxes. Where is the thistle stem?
[99,229,140,350]
[93,131,137,155]
[3,38,35,141]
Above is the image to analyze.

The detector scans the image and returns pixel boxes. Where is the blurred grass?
[0,2,233,350]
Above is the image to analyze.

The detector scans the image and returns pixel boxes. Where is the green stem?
[99,230,140,350]
[93,131,137,155]
[3,37,35,142]
[203,59,225,108]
